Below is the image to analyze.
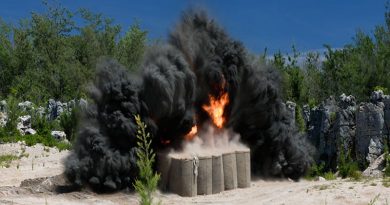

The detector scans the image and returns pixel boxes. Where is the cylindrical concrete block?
[222,152,237,190]
[197,156,212,195]
[168,157,197,197]
[212,154,224,194]
[157,151,172,191]
[236,149,251,188]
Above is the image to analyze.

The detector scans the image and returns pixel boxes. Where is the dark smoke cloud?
[230,66,314,179]
[140,45,197,148]
[65,9,314,191]
[169,10,313,179]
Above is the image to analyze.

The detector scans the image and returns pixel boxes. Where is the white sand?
[0,142,389,205]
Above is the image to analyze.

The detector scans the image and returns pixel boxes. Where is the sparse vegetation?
[338,145,362,181]
[1,133,71,151]
[384,143,390,177]
[305,162,326,180]
[329,112,337,123]
[323,172,337,180]
[0,154,18,168]
[305,162,337,181]
[383,177,390,188]
[313,184,330,190]
[295,106,306,132]
[133,114,160,205]
[368,194,380,205]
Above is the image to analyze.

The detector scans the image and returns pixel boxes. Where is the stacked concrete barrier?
[168,156,198,197]
[222,151,238,190]
[197,155,213,195]
[236,148,251,188]
[158,148,250,197]
[157,151,172,191]
[211,154,224,194]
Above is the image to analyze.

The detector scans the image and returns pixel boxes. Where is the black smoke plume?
[65,9,314,191]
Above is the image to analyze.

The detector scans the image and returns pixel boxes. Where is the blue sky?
[0,0,388,54]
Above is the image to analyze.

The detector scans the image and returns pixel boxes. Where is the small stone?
[51,131,67,141]
[318,176,326,181]
[24,128,37,135]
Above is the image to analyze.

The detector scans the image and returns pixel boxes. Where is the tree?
[116,23,147,72]
[303,51,323,104]
[0,18,14,96]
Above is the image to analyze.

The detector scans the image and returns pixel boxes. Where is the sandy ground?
[0,142,389,205]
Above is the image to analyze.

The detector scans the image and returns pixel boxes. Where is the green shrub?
[305,162,325,180]
[31,111,60,136]
[373,85,388,94]
[295,106,306,132]
[323,171,337,180]
[133,114,160,205]
[308,98,317,109]
[329,112,337,123]
[55,141,72,151]
[0,132,71,151]
[59,107,79,142]
[0,96,22,140]
[338,146,361,180]
[305,162,337,180]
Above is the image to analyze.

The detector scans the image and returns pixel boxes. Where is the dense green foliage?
[0,1,147,104]
[266,6,390,105]
[0,2,147,150]
[338,147,362,180]
[1,1,387,107]
[383,142,390,177]
[59,107,79,142]
[295,105,306,132]
[133,115,160,205]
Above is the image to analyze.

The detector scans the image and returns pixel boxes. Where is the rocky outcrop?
[285,101,296,126]
[47,98,87,121]
[18,101,34,112]
[47,99,60,121]
[333,94,356,162]
[17,115,36,135]
[302,104,310,129]
[304,90,390,172]
[362,153,385,177]
[0,112,7,128]
[0,100,7,112]
[0,100,7,128]
[355,91,386,166]
[307,96,338,169]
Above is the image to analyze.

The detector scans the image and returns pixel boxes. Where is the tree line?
[0,1,389,108]
[267,6,390,106]
[0,1,147,105]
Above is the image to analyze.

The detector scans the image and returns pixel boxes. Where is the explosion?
[65,9,314,192]
[202,92,229,129]
[184,125,198,141]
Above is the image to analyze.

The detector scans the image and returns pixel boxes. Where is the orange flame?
[202,92,229,128]
[184,125,198,141]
